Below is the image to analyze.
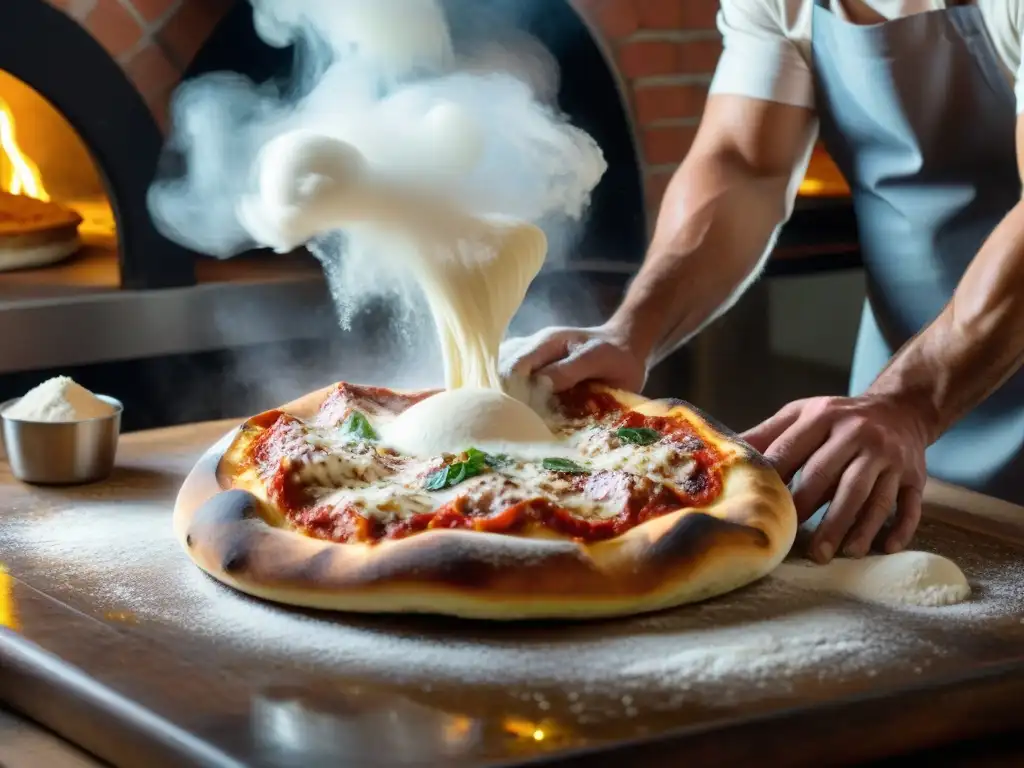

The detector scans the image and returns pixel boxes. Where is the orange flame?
[0,96,49,201]
[0,565,18,631]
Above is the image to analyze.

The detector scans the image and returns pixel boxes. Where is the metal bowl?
[0,395,123,485]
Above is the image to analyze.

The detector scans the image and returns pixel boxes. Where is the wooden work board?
[1,420,1024,767]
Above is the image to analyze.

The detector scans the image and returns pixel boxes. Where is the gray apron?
[811,0,1024,504]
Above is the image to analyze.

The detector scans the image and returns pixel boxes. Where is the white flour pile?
[3,377,115,422]
[4,501,1023,723]
[774,551,972,607]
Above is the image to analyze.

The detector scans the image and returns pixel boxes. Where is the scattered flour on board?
[2,377,115,422]
[2,504,1023,712]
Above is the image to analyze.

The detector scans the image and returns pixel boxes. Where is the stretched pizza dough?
[410,215,547,391]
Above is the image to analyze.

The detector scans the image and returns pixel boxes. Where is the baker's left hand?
[740,394,931,564]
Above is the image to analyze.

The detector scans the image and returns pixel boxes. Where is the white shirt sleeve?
[1016,12,1024,114]
[709,0,816,109]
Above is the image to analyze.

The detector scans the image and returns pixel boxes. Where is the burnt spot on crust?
[644,511,770,569]
[356,535,513,590]
[279,546,339,585]
[189,489,262,574]
[222,549,251,574]
[193,489,262,524]
[656,397,772,470]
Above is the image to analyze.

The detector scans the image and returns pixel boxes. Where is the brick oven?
[0,0,857,428]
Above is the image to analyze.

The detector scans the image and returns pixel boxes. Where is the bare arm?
[866,117,1024,442]
[609,95,816,365]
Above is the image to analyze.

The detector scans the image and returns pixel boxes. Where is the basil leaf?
[485,453,512,469]
[424,466,450,491]
[542,457,589,474]
[464,447,489,471]
[616,426,660,446]
[448,462,469,485]
[423,448,494,491]
[342,411,378,441]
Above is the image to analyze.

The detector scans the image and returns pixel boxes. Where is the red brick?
[157,0,231,68]
[129,0,181,24]
[619,39,722,78]
[85,0,143,57]
[124,42,181,99]
[634,84,708,123]
[619,40,677,78]
[681,0,720,29]
[645,169,676,207]
[684,38,723,72]
[643,125,697,164]
[636,0,686,28]
[592,0,640,40]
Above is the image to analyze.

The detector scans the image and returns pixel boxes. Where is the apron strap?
[821,0,975,12]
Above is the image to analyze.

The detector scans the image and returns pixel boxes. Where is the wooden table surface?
[0,707,100,768]
[3,421,1024,767]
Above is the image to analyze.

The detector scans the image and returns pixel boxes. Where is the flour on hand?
[776,550,971,608]
[3,376,115,423]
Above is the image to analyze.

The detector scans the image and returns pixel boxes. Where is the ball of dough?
[381,388,554,457]
[776,550,971,607]
[841,551,971,607]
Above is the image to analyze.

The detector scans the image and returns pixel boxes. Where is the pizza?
[174,380,797,620]
[0,191,82,271]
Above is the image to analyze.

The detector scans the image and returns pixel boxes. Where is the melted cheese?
[292,450,386,487]
[324,484,435,522]
[287,408,701,526]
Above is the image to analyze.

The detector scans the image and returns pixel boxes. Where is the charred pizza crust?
[173,384,797,620]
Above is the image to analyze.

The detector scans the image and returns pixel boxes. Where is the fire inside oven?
[800,143,850,198]
[0,70,115,271]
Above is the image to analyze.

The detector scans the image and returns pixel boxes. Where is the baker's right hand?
[500,323,647,393]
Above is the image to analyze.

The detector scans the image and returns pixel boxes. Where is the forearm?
[868,201,1024,442]
[609,149,793,364]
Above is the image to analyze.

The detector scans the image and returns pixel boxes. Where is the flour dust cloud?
[148,0,608,396]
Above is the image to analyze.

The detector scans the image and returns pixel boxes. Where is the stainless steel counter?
[0,250,637,376]
[0,251,339,375]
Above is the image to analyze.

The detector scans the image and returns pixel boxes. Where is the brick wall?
[45,0,721,211]
[45,0,232,129]
[573,0,721,215]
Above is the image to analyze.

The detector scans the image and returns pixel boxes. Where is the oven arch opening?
[0,0,195,289]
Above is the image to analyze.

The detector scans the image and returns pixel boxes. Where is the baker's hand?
[740,394,930,564]
[500,323,647,393]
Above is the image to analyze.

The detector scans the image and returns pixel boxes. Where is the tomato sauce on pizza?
[237,382,727,545]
